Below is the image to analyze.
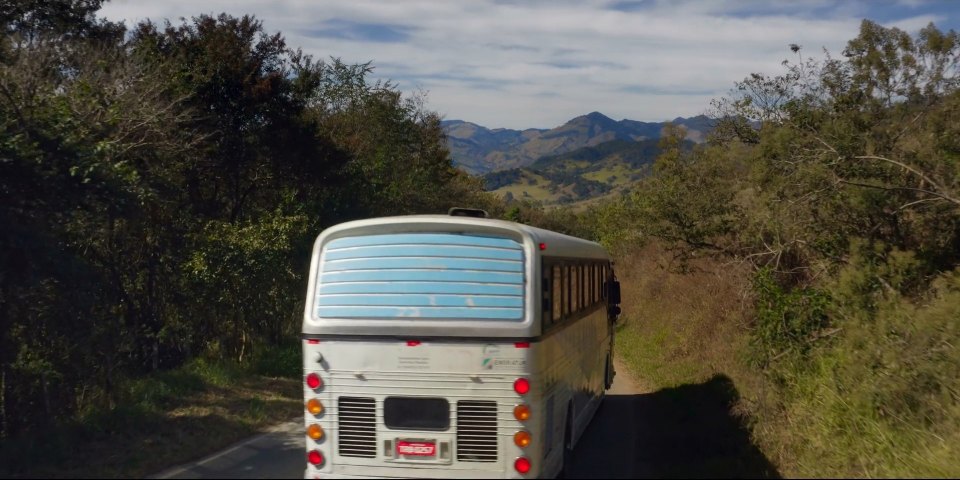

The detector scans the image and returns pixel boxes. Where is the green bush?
[749,268,830,366]
[248,342,301,378]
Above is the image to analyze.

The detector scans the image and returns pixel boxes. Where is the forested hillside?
[0,1,498,443]
[583,20,960,477]
[482,137,693,205]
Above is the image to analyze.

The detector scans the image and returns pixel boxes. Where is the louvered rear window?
[315,233,525,321]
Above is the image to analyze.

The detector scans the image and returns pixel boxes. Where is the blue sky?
[100,0,959,129]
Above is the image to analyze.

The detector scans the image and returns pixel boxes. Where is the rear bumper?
[305,465,523,479]
[303,468,512,479]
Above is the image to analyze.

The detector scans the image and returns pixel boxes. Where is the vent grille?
[456,400,498,462]
[338,396,376,458]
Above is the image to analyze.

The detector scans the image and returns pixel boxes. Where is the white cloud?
[98,0,949,129]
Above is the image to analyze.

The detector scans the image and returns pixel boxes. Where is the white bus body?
[302,214,620,479]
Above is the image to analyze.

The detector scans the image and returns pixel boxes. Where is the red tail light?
[406,340,421,346]
[307,450,324,466]
[514,342,530,348]
[305,373,322,389]
[514,378,530,395]
[515,457,531,474]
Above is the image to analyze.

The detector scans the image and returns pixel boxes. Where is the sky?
[98,0,959,130]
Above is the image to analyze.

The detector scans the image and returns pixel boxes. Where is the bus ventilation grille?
[456,400,498,462]
[337,396,377,458]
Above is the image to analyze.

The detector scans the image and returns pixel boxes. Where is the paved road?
[152,360,777,479]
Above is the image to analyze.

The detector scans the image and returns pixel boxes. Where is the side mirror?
[608,280,621,305]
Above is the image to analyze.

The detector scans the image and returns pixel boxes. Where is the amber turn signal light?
[306,398,324,415]
[514,404,531,421]
[514,431,531,448]
[307,423,324,440]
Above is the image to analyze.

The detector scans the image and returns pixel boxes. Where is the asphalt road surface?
[151,359,779,479]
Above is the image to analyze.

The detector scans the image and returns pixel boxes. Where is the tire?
[604,355,614,390]
[559,408,575,478]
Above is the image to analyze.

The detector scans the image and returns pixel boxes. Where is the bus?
[301,209,621,478]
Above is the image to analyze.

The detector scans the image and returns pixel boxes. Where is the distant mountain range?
[442,112,713,206]
[442,112,714,175]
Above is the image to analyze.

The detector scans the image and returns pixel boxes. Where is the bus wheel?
[559,408,574,478]
[604,355,614,390]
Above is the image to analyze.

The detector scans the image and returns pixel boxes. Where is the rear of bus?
[301,217,543,478]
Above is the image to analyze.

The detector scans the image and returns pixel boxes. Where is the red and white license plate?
[396,440,436,457]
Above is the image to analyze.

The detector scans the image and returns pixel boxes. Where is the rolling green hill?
[481,138,694,206]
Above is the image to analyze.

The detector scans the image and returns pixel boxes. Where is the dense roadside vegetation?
[586,20,959,477]
[0,1,499,475]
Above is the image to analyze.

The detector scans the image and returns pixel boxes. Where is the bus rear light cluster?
[513,404,530,421]
[305,373,322,389]
[513,378,530,395]
[306,398,324,415]
[307,450,324,466]
[515,457,531,474]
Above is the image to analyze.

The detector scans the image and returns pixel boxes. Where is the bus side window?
[593,264,599,304]
[543,266,552,327]
[572,264,580,313]
[582,264,589,308]
[552,265,562,324]
[589,264,596,306]
[563,265,570,317]
[602,265,608,299]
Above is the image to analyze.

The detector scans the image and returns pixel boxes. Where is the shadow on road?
[569,374,780,479]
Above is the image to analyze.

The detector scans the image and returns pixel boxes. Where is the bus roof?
[315,214,610,261]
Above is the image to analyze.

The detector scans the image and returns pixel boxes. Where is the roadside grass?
[612,242,960,478]
[611,243,771,477]
[0,343,302,479]
[614,243,751,390]
[749,265,960,478]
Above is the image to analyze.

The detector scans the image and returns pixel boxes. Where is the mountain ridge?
[443,113,713,174]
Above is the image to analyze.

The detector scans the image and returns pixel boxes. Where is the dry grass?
[611,242,782,477]
[614,243,753,389]
[611,241,960,478]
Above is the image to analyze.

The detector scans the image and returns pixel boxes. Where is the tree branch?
[853,154,960,206]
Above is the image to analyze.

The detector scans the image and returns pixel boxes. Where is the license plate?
[396,440,436,457]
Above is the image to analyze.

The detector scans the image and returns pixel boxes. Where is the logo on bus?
[481,344,527,370]
[481,344,500,370]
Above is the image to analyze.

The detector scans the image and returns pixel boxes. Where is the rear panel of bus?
[303,339,542,478]
[302,230,544,478]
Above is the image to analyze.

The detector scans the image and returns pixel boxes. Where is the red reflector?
[538,242,547,250]
[406,340,421,346]
[307,450,323,466]
[514,378,530,395]
[306,339,320,344]
[306,373,322,389]
[515,457,531,474]
[514,342,530,348]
